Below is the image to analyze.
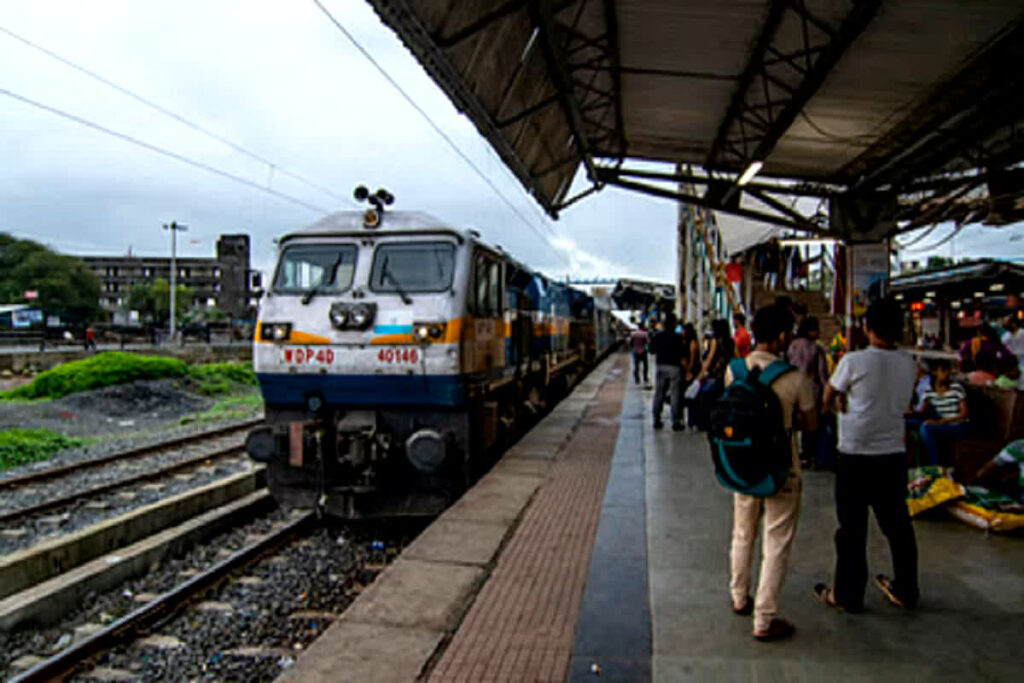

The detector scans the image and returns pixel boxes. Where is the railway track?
[0,443,247,527]
[9,510,318,683]
[3,510,411,682]
[0,419,262,492]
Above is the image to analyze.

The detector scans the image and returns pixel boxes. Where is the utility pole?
[163,221,187,340]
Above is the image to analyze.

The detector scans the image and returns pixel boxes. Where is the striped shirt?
[921,382,966,420]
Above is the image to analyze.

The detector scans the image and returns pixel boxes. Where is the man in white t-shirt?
[1002,315,1024,369]
[815,299,919,612]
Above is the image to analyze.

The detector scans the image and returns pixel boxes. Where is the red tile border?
[428,356,627,682]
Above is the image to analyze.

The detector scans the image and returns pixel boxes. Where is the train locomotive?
[245,189,616,518]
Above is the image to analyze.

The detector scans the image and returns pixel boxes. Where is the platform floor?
[283,353,1024,682]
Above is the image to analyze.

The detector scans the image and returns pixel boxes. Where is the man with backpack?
[717,304,816,641]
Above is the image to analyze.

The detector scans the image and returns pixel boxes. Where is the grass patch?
[187,362,257,386]
[179,393,263,426]
[186,361,258,397]
[0,428,90,471]
[2,352,188,401]
[1,357,259,402]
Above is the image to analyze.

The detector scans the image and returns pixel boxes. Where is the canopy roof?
[367,0,1024,238]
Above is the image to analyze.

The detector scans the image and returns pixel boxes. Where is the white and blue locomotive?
[246,192,615,517]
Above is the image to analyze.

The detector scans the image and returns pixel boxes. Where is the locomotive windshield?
[370,241,456,293]
[272,243,357,295]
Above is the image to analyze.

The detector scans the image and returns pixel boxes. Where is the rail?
[10,510,317,683]
[0,418,261,491]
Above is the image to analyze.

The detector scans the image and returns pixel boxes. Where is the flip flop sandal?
[813,583,841,609]
[732,595,753,616]
[753,618,795,642]
[875,575,911,609]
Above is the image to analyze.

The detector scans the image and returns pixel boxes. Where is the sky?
[1,0,1021,287]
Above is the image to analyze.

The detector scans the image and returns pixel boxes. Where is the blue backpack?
[708,358,794,496]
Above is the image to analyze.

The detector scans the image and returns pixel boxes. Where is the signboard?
[849,242,889,317]
[12,308,43,328]
[23,290,38,299]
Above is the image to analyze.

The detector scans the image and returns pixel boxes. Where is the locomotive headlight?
[350,304,375,329]
[261,322,291,342]
[329,305,349,329]
[414,322,445,342]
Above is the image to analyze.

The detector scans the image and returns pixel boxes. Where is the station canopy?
[367,1,1024,240]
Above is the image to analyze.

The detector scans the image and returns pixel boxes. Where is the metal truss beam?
[434,0,528,48]
[601,0,626,156]
[530,0,599,192]
[606,165,841,198]
[594,168,829,236]
[705,0,881,175]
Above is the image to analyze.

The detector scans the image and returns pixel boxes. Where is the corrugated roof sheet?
[368,0,1024,223]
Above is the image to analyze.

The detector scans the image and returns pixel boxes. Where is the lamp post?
[163,221,187,340]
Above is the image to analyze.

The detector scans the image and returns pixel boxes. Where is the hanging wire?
[0,87,330,214]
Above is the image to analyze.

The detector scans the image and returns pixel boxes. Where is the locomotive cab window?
[370,241,456,294]
[272,243,357,294]
[470,252,503,317]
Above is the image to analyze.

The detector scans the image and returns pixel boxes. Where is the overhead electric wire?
[0,25,355,207]
[898,224,962,253]
[893,223,940,250]
[310,0,571,268]
[0,86,330,214]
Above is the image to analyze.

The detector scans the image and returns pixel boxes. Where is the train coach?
[245,191,616,518]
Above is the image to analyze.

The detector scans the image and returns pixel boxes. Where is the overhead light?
[778,238,839,247]
[737,160,763,186]
[990,283,1005,291]
[951,301,961,309]
[974,291,985,298]
[894,293,904,300]
[925,291,936,297]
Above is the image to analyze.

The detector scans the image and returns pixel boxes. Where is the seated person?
[967,349,998,386]
[910,359,970,466]
[995,355,1024,390]
[970,439,1024,501]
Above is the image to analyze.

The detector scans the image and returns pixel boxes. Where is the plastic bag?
[684,380,700,401]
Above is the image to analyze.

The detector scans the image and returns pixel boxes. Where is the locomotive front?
[245,207,475,517]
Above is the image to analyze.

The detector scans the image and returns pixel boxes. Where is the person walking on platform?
[651,313,685,431]
[728,305,816,642]
[733,313,751,359]
[815,298,919,612]
[629,322,650,385]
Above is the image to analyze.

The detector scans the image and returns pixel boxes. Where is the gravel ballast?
[0,510,418,683]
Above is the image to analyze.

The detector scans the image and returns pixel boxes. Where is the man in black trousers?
[815,299,919,611]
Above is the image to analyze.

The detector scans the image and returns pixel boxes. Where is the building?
[890,258,1024,347]
[80,234,262,320]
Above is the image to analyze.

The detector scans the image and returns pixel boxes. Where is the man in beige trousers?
[726,304,816,641]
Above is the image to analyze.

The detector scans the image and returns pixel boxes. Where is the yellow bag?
[947,488,1024,532]
[906,466,966,517]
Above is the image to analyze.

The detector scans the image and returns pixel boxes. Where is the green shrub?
[187,362,257,387]
[0,428,89,470]
[3,352,188,401]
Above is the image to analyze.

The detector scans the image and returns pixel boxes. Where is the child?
[995,355,1024,390]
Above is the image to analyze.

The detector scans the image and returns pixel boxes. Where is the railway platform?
[283,352,1024,682]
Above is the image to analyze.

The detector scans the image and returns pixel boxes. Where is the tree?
[926,256,953,269]
[0,233,104,323]
[125,278,192,326]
